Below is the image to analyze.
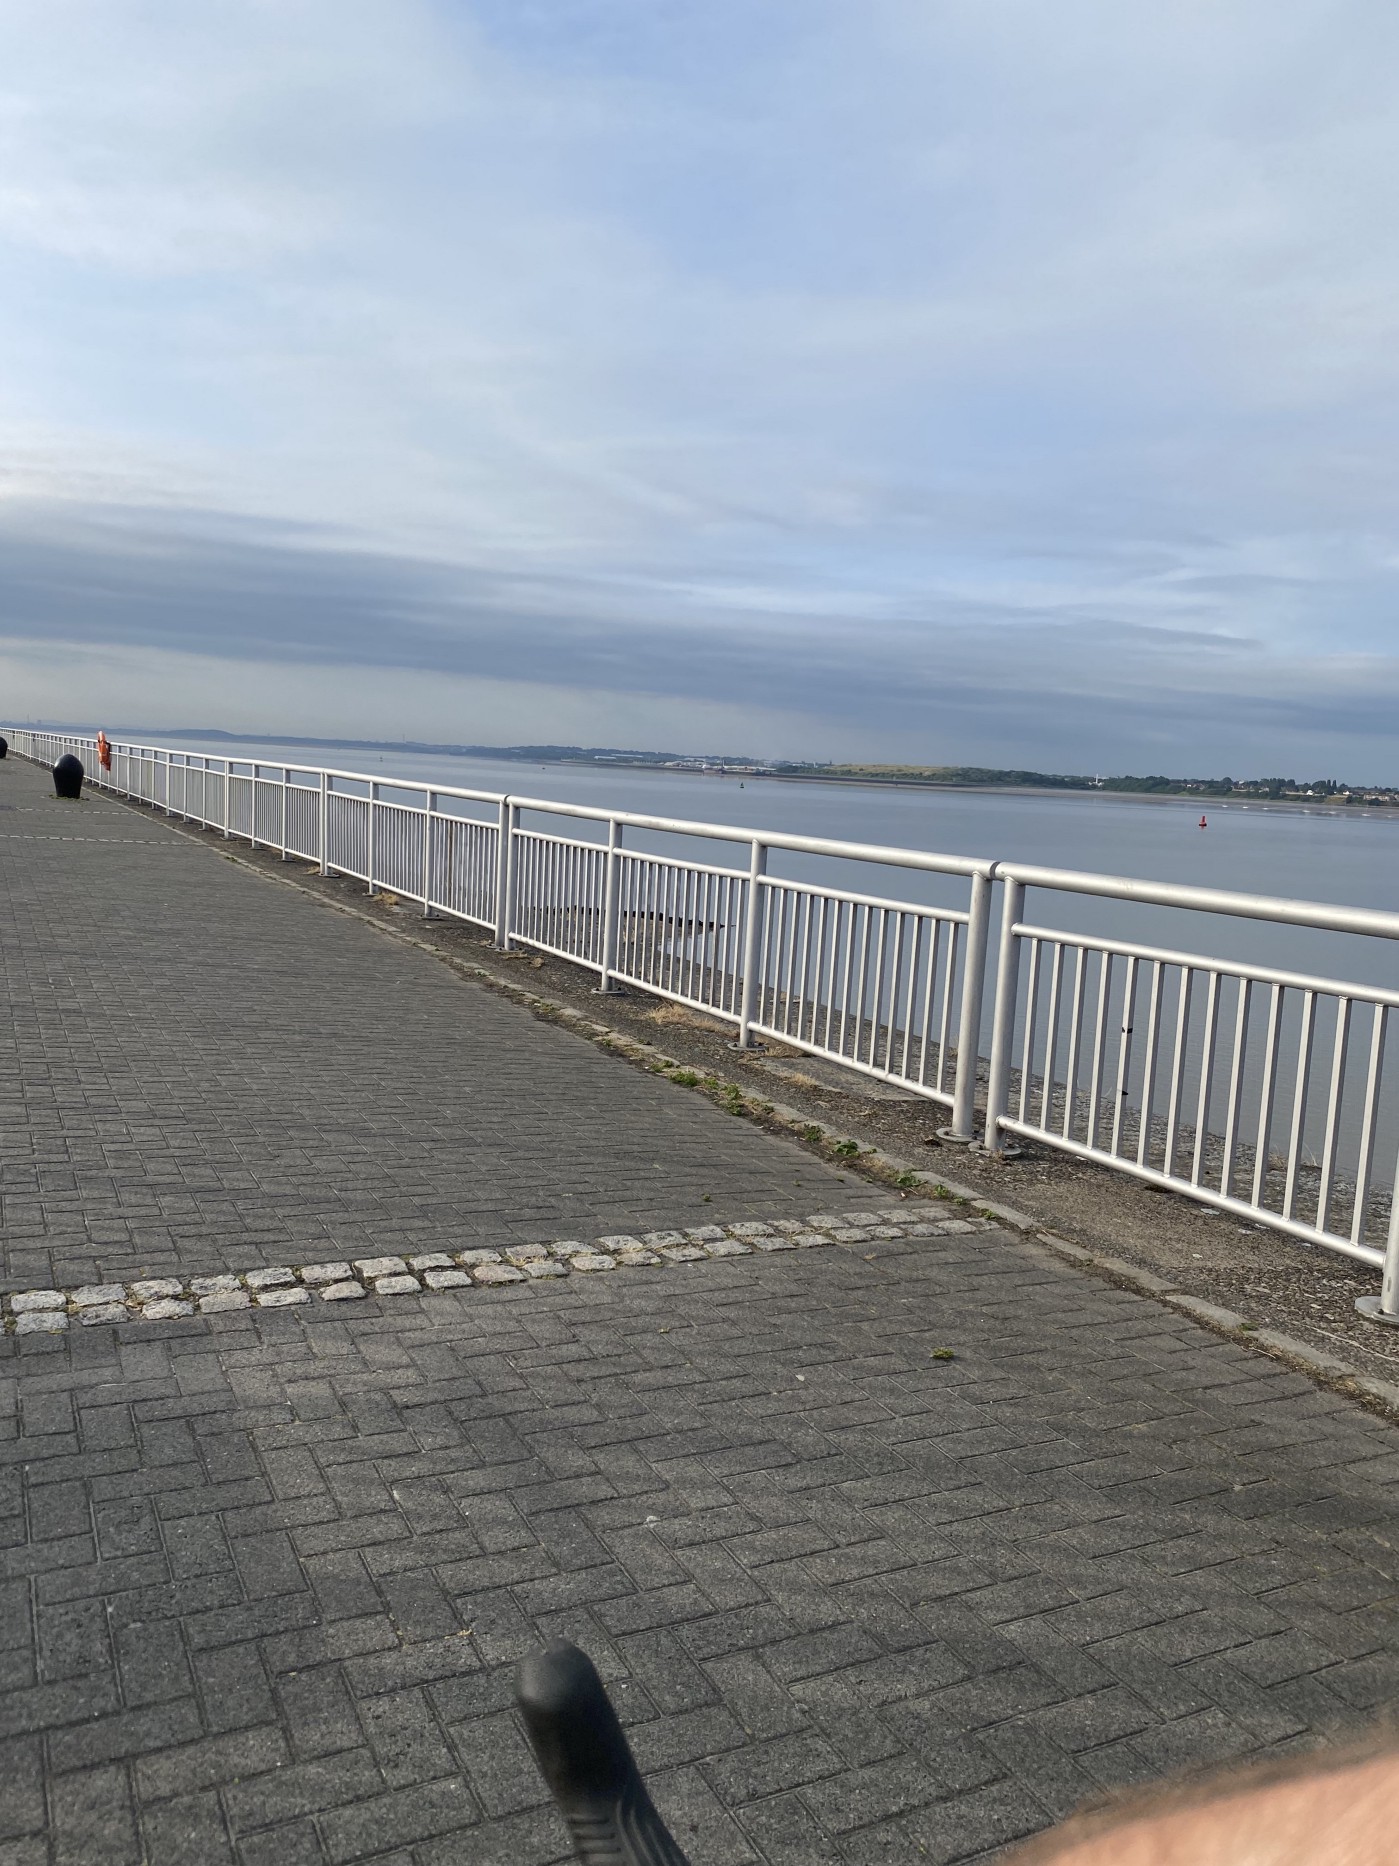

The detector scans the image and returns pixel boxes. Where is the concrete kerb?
[83,784,1399,1422]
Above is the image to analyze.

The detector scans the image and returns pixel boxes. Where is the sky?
[2,1,1399,777]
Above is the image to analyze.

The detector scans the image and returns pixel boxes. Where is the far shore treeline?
[784,766,1398,805]
[40,727,1399,806]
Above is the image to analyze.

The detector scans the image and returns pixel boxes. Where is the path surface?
[0,757,887,1295]
[4,754,1399,1866]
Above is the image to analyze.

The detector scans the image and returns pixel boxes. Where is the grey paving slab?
[4,1234,1399,1865]
[0,757,887,1292]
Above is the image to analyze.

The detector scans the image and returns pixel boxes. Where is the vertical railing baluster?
[1162,968,1195,1178]
[1316,998,1352,1234]
[1350,1007,1388,1247]
[1220,979,1253,1198]
[1062,945,1088,1141]
[1283,991,1318,1219]
[422,792,435,916]
[735,839,768,1049]
[983,876,1026,1152]
[1250,983,1286,1208]
[1086,952,1114,1152]
[1017,937,1042,1123]
[493,798,517,950]
[1109,955,1139,1158]
[1039,942,1067,1131]
[1190,970,1222,1185]
[946,867,993,1141]
[1135,960,1165,1168]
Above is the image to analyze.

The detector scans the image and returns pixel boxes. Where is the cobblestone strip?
[3,1204,987,1332]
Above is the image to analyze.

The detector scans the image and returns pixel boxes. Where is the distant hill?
[22,724,1398,801]
[776,764,1397,804]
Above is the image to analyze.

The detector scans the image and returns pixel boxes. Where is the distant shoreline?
[29,723,1399,820]
[756,771,1399,820]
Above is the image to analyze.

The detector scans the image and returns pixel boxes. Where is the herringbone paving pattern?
[0,756,887,1296]
[6,1234,1399,1865]
[5,752,1399,1863]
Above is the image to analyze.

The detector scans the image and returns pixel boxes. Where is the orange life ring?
[96,731,112,770]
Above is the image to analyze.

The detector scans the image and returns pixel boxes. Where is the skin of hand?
[1007,1744,1399,1866]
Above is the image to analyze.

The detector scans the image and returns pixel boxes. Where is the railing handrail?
[1001,860,1399,943]
[505,794,994,876]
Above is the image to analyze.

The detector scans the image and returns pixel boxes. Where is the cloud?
[0,2,1398,773]
[3,494,1398,778]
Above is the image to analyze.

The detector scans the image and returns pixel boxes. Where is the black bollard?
[0,735,7,759]
[516,1640,691,1866]
[53,753,83,799]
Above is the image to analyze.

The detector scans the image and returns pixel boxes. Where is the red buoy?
[1199,815,1208,829]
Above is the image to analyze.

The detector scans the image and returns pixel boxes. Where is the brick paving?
[4,753,1399,1865]
[0,758,889,1295]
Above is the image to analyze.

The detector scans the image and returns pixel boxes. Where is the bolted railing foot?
[516,1639,691,1866]
[934,1125,977,1145]
[1359,1192,1399,1325]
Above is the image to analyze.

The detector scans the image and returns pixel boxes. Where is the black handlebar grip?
[515,1639,692,1866]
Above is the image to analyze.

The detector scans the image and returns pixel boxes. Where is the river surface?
[178,735,1399,993]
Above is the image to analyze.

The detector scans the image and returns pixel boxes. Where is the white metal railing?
[7,730,993,1141]
[984,865,1399,1282]
[12,727,1399,1302]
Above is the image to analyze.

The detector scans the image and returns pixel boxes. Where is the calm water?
[190,737,1399,993]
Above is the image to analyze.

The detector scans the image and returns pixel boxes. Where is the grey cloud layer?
[3,499,1395,774]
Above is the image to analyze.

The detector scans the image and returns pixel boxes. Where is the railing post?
[596,819,623,992]
[222,761,231,839]
[735,838,768,1049]
[1358,1152,1399,1325]
[318,772,329,873]
[280,767,289,859]
[942,864,995,1142]
[367,782,377,894]
[494,797,518,949]
[422,791,435,916]
[982,875,1025,1152]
